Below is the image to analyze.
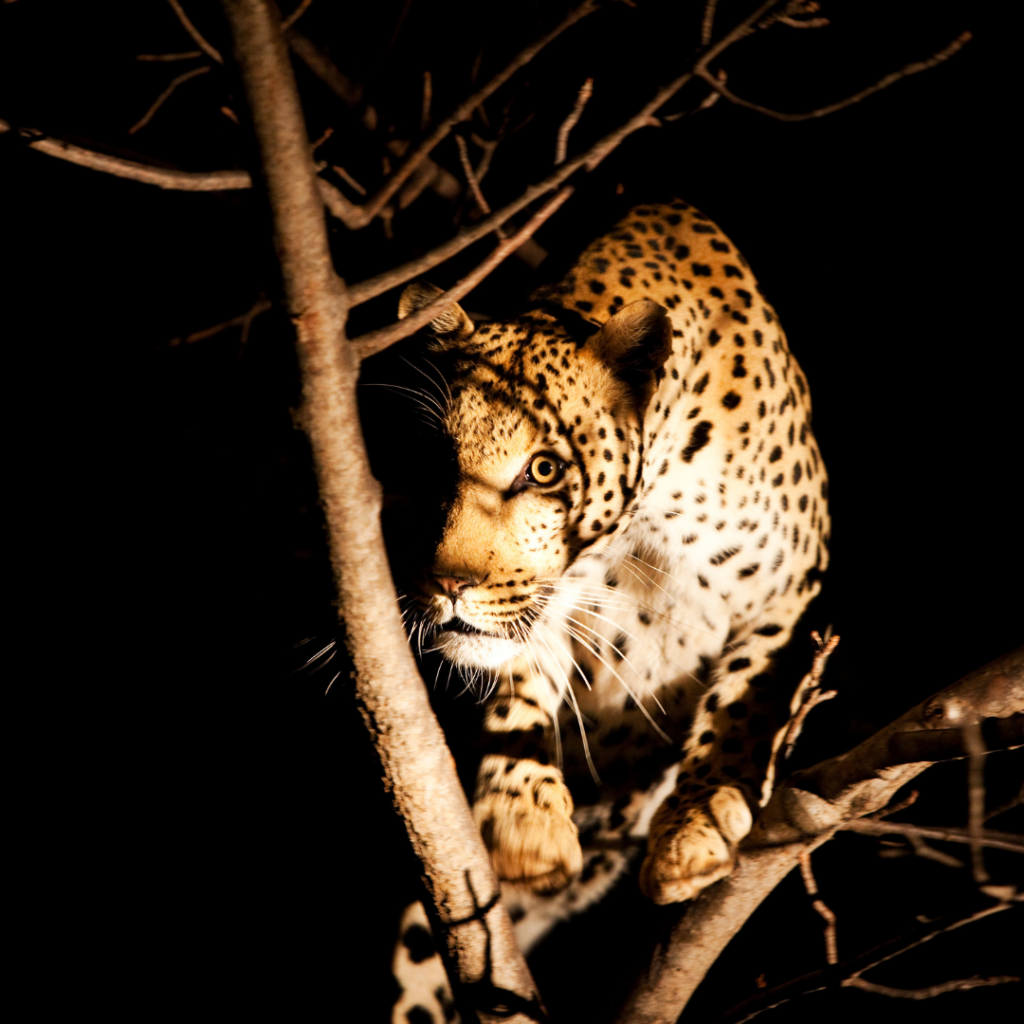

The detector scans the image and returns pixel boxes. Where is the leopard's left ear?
[589,299,672,415]
[398,282,475,346]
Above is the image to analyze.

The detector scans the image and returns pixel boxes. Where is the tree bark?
[219,3,543,1019]
[615,647,1023,1024]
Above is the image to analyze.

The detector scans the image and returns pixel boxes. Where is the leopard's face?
[398,300,669,670]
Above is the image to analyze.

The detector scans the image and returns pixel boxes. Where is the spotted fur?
[390,201,829,1013]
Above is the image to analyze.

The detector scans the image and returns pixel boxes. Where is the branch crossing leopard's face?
[396,297,672,670]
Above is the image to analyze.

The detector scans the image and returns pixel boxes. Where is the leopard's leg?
[473,659,583,894]
[390,901,460,1024]
[638,617,804,904]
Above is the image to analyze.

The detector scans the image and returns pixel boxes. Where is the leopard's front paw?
[473,763,582,895]
[638,786,753,905]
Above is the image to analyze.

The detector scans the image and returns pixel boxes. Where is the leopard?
[384,199,830,1022]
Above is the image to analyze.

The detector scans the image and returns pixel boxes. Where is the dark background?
[3,1,1019,1021]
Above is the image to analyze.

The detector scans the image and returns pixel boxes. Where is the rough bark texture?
[219,3,543,1020]
[615,647,1023,1024]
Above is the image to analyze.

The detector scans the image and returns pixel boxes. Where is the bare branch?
[455,135,504,238]
[701,0,720,45]
[907,833,965,869]
[842,975,1020,1000]
[714,902,1018,1024]
[421,70,433,132]
[964,721,991,882]
[136,51,203,61]
[613,647,1024,1024]
[331,164,366,195]
[0,119,250,190]
[316,175,375,228]
[798,850,837,964]
[351,0,600,227]
[348,0,783,306]
[840,819,1024,855]
[166,0,224,64]
[353,186,574,361]
[168,296,272,346]
[695,30,972,122]
[781,631,840,761]
[279,0,313,32]
[554,77,593,165]
[218,7,543,1019]
[986,782,1024,822]
[285,29,364,109]
[129,65,211,135]
[867,789,918,819]
[773,15,829,30]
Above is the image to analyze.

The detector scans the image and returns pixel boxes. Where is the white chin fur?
[433,631,522,669]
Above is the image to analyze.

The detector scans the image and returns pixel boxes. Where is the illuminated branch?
[613,647,1024,1024]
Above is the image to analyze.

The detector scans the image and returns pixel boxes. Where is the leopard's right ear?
[398,282,475,345]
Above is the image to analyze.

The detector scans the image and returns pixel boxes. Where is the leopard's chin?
[432,630,523,669]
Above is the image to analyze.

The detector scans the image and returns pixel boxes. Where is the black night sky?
[3,2,1019,1021]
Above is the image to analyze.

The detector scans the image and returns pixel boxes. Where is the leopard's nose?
[433,574,482,599]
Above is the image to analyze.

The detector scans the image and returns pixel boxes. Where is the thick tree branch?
[613,646,1024,1024]
[218,4,542,1021]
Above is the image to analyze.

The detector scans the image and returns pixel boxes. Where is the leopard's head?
[393,283,672,670]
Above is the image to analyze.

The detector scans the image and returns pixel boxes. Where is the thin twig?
[772,15,829,30]
[867,790,919,820]
[964,720,992,883]
[985,782,1024,822]
[455,135,505,238]
[701,0,720,45]
[908,833,966,868]
[554,77,593,165]
[279,0,313,32]
[168,296,272,346]
[347,0,782,307]
[166,0,224,64]
[780,631,840,761]
[351,0,600,228]
[840,819,1024,855]
[309,125,333,154]
[285,29,364,109]
[842,975,1019,1000]
[331,164,367,195]
[0,119,250,190]
[129,65,211,134]
[353,186,574,360]
[421,70,433,132]
[614,648,1024,1024]
[714,902,1016,1024]
[798,850,837,964]
[136,51,203,61]
[695,30,972,122]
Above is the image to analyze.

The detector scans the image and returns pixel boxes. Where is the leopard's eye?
[526,453,564,486]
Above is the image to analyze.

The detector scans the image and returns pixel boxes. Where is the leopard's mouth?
[439,616,491,637]
[429,616,525,669]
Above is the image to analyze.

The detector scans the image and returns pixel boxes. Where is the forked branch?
[613,646,1024,1024]
[218,4,543,1021]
